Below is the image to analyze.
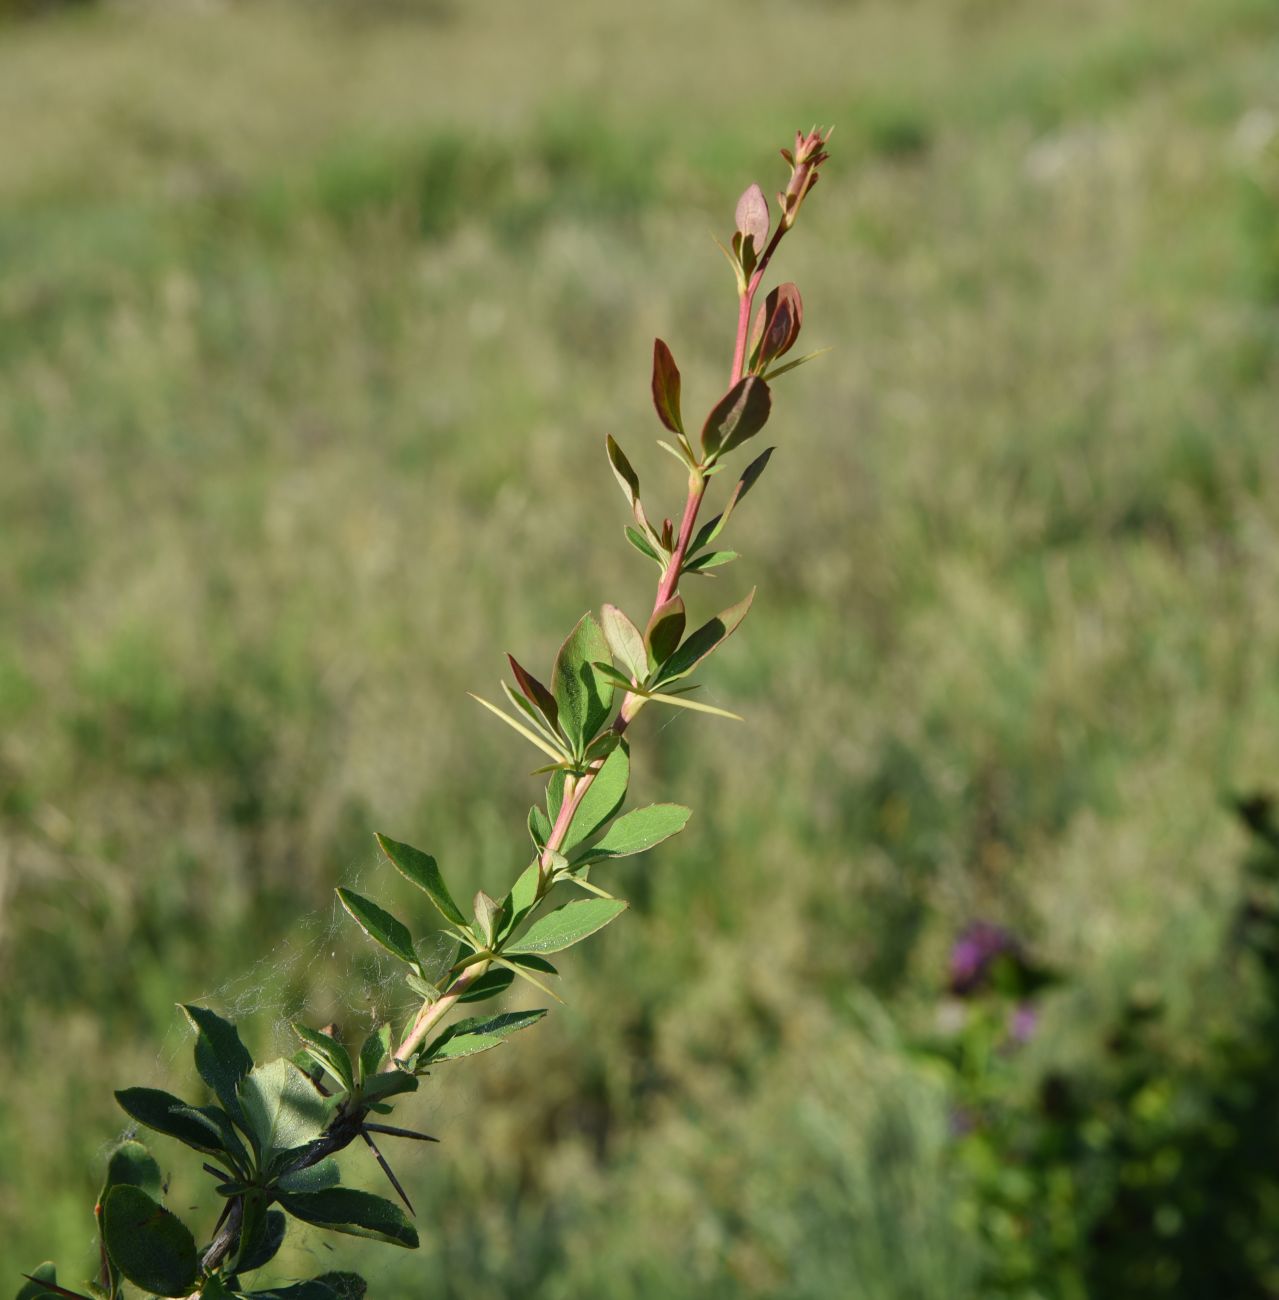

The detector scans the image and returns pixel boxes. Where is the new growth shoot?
[16,128,831,1300]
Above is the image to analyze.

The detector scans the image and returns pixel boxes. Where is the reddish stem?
[730,222,789,385]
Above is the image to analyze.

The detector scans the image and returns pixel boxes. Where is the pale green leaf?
[506,898,628,955]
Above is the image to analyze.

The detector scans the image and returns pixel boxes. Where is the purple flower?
[1008,1002,1039,1044]
[949,922,1021,997]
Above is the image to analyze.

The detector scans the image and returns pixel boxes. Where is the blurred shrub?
[0,0,94,18]
[924,798,1279,1298]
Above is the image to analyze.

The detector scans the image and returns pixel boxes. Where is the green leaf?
[421,1009,548,1063]
[114,1087,234,1158]
[593,661,637,690]
[600,603,648,683]
[642,689,744,721]
[236,1059,329,1171]
[277,1157,341,1194]
[506,898,628,955]
[528,804,551,850]
[653,588,755,686]
[277,1188,419,1248]
[650,338,684,434]
[761,345,830,382]
[100,1139,162,1204]
[101,1186,198,1297]
[469,691,567,762]
[683,549,739,573]
[624,525,664,566]
[505,860,542,931]
[201,1275,235,1299]
[246,1277,367,1300]
[292,1024,354,1093]
[457,965,516,1003]
[237,1207,287,1272]
[700,376,771,459]
[645,595,686,669]
[472,890,500,947]
[181,1004,253,1123]
[376,832,467,928]
[551,613,614,754]
[506,653,559,733]
[575,804,692,863]
[690,446,774,552]
[358,1024,392,1082]
[546,768,567,824]
[336,889,419,968]
[15,1264,64,1300]
[606,435,659,543]
[359,1069,418,1105]
[562,743,629,852]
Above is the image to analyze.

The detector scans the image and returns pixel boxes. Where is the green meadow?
[3,0,1279,1293]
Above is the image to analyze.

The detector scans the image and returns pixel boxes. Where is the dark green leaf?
[181,1005,253,1123]
[100,1139,162,1203]
[375,833,466,928]
[15,1264,63,1300]
[201,1275,235,1299]
[650,338,684,435]
[575,804,692,863]
[507,898,628,955]
[291,1025,354,1093]
[625,525,664,566]
[562,743,629,852]
[505,952,558,973]
[246,1276,367,1300]
[237,1060,329,1169]
[421,1009,548,1063]
[653,588,756,686]
[277,1158,341,1194]
[115,1087,233,1158]
[277,1188,419,1248]
[359,1068,418,1105]
[701,376,771,459]
[336,889,418,968]
[690,446,774,552]
[645,595,686,669]
[551,613,613,754]
[358,1024,391,1082]
[457,966,516,1003]
[101,1186,198,1297]
[237,1207,287,1272]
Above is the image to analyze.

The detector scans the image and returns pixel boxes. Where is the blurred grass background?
[3,0,1279,1293]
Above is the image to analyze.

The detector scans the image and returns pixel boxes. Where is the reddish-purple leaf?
[651,339,684,434]
[701,376,772,459]
[507,654,559,731]
[749,283,803,373]
[734,183,770,255]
